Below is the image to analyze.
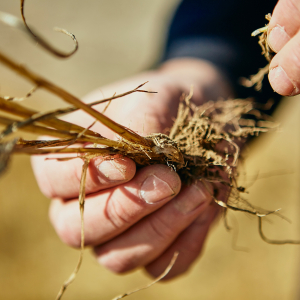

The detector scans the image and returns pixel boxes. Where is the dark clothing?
[163,0,281,112]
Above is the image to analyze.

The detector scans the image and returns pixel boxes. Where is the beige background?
[0,1,300,299]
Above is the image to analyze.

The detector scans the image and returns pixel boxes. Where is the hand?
[31,58,233,279]
[268,0,300,96]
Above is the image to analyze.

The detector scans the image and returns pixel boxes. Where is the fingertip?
[137,165,181,204]
[268,66,297,96]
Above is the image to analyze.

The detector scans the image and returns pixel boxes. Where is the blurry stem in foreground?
[0,51,152,147]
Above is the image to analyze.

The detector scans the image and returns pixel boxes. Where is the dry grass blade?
[0,115,83,140]
[56,158,90,300]
[112,252,179,300]
[20,0,78,58]
[36,82,156,120]
[0,82,155,138]
[0,115,123,149]
[0,51,151,147]
[13,145,117,155]
[2,86,37,102]
[0,9,77,59]
[0,98,101,138]
[258,217,300,245]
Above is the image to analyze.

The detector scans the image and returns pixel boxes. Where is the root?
[258,217,300,245]
[0,6,299,300]
[240,64,270,91]
[241,13,275,91]
[55,157,90,300]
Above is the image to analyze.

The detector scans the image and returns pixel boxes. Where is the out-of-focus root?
[258,217,300,245]
[20,0,78,58]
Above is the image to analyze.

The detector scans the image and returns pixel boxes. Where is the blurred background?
[0,1,299,299]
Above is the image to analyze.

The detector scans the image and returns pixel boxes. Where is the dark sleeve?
[162,0,281,113]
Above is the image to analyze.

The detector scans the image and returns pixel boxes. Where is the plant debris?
[241,13,275,91]
[0,2,300,300]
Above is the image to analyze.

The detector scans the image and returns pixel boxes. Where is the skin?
[31,58,233,279]
[32,0,299,279]
[268,0,300,96]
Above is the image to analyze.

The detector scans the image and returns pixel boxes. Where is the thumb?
[268,28,300,96]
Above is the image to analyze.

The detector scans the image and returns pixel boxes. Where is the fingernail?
[140,174,175,204]
[174,182,211,214]
[269,66,296,96]
[97,160,126,181]
[268,25,290,53]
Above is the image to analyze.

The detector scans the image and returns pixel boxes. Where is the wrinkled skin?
[268,0,300,96]
[32,58,233,278]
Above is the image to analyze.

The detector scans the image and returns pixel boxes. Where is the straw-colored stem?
[0,51,152,147]
[0,97,100,137]
[0,115,123,148]
[13,146,117,155]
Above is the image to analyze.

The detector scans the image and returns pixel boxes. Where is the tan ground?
[0,1,299,299]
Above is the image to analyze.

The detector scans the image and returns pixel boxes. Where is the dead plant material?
[251,13,274,62]
[0,50,294,298]
[1,2,299,300]
[241,13,275,90]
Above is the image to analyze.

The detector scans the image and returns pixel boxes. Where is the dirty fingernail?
[268,26,290,53]
[269,66,296,96]
[140,174,175,204]
[174,182,211,214]
[97,160,126,181]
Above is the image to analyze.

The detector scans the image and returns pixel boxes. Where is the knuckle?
[290,44,300,71]
[95,251,136,274]
[147,216,176,243]
[105,196,135,229]
[285,0,300,15]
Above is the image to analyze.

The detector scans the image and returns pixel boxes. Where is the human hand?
[268,0,300,96]
[31,58,233,279]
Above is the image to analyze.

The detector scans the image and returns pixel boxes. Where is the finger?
[145,204,218,279]
[93,181,213,274]
[268,29,300,96]
[31,154,136,199]
[268,0,300,52]
[49,164,181,247]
